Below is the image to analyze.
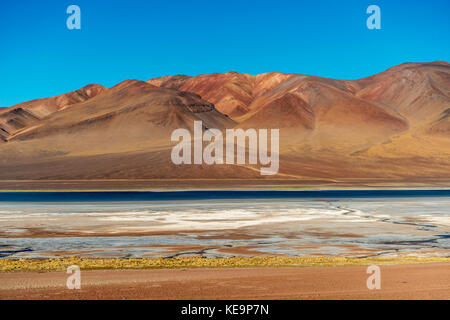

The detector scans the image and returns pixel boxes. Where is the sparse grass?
[1,256,449,272]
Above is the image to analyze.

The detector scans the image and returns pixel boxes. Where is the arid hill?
[0,61,449,185]
[0,84,106,142]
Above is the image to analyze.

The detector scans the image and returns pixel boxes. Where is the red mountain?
[0,61,448,185]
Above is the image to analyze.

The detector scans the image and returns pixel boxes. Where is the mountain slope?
[3,80,235,159]
[0,84,106,142]
[355,61,450,128]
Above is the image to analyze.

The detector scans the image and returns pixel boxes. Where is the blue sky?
[0,0,449,107]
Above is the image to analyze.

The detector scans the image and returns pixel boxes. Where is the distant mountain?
[0,61,449,183]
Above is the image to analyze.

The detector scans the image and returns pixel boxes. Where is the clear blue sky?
[1,0,449,107]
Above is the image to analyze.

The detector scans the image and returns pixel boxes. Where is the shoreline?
[0,179,449,192]
[1,188,449,201]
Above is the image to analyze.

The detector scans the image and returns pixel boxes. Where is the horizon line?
[1,60,448,109]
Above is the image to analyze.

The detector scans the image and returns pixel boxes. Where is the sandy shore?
[0,179,449,191]
[1,262,449,300]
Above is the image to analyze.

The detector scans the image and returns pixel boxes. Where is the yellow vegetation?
[1,256,449,272]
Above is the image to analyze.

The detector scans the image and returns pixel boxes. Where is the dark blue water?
[0,189,449,202]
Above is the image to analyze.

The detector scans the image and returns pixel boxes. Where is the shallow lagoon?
[0,191,449,258]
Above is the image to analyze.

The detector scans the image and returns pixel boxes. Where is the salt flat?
[1,196,449,258]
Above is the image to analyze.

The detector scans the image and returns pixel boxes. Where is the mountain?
[8,80,234,146]
[0,84,106,142]
[148,62,449,153]
[147,72,292,118]
[0,61,449,184]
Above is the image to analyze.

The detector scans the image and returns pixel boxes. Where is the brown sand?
[0,179,450,191]
[1,263,449,300]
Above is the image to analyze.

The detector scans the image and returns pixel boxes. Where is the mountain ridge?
[0,61,449,182]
